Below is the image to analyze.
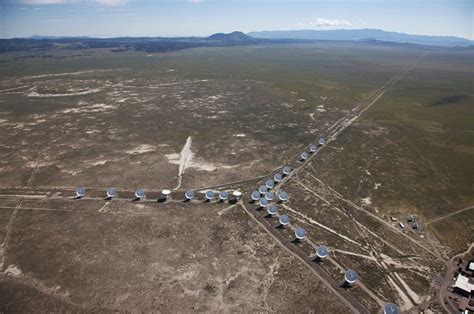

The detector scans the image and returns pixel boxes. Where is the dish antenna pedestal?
[315,245,328,261]
[278,214,289,228]
[300,151,309,161]
[251,191,260,202]
[384,303,400,314]
[278,191,289,203]
[273,173,283,183]
[265,179,274,189]
[258,197,269,208]
[343,270,358,287]
[184,190,195,202]
[134,189,145,201]
[159,189,171,202]
[218,191,229,202]
[264,191,274,201]
[205,191,215,202]
[293,227,306,243]
[75,187,86,199]
[266,204,278,217]
[106,188,116,200]
[231,190,242,204]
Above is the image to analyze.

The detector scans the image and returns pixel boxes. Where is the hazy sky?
[0,0,472,39]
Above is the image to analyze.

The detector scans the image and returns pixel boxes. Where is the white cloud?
[22,0,65,4]
[94,0,127,6]
[298,18,351,28]
[21,0,127,6]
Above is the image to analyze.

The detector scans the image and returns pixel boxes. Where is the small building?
[453,274,474,297]
[466,261,474,277]
[390,217,398,222]
[458,297,469,312]
[468,261,474,272]
[399,222,405,229]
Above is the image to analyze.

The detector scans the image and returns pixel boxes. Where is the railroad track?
[240,201,368,313]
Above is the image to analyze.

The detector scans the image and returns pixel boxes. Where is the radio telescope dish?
[279,214,289,226]
[344,270,358,285]
[259,197,269,207]
[267,204,278,215]
[295,227,306,240]
[76,187,86,198]
[185,190,195,200]
[316,245,328,259]
[251,191,260,201]
[106,188,116,198]
[135,189,145,199]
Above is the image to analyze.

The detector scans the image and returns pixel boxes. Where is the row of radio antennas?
[251,151,400,313]
[75,187,242,202]
[75,135,398,313]
[300,137,326,161]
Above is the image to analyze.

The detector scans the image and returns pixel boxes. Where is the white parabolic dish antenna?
[135,188,145,199]
[383,303,399,314]
[295,227,306,240]
[279,214,289,225]
[251,191,260,201]
[106,188,116,198]
[316,245,328,258]
[185,190,195,200]
[76,187,86,197]
[344,270,358,284]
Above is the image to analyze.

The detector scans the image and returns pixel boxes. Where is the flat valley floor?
[0,43,472,312]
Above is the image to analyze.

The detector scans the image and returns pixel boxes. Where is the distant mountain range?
[0,31,263,54]
[208,31,255,42]
[248,29,474,47]
[28,35,92,40]
[1,30,472,55]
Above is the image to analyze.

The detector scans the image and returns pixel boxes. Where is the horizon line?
[1,28,473,41]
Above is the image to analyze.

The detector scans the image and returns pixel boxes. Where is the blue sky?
[0,0,472,39]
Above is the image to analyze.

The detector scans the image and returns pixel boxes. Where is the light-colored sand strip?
[387,275,414,311]
[353,221,406,255]
[62,103,116,114]
[4,264,23,277]
[178,136,193,178]
[173,136,193,190]
[98,201,111,213]
[282,204,363,247]
[217,204,237,216]
[0,195,47,199]
[393,272,422,304]
[0,85,29,93]
[332,249,377,261]
[0,200,22,271]
[293,178,331,205]
[379,253,430,273]
[28,88,102,97]
[0,206,75,212]
[426,206,474,225]
[21,69,119,79]
[150,79,211,88]
[125,144,155,155]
